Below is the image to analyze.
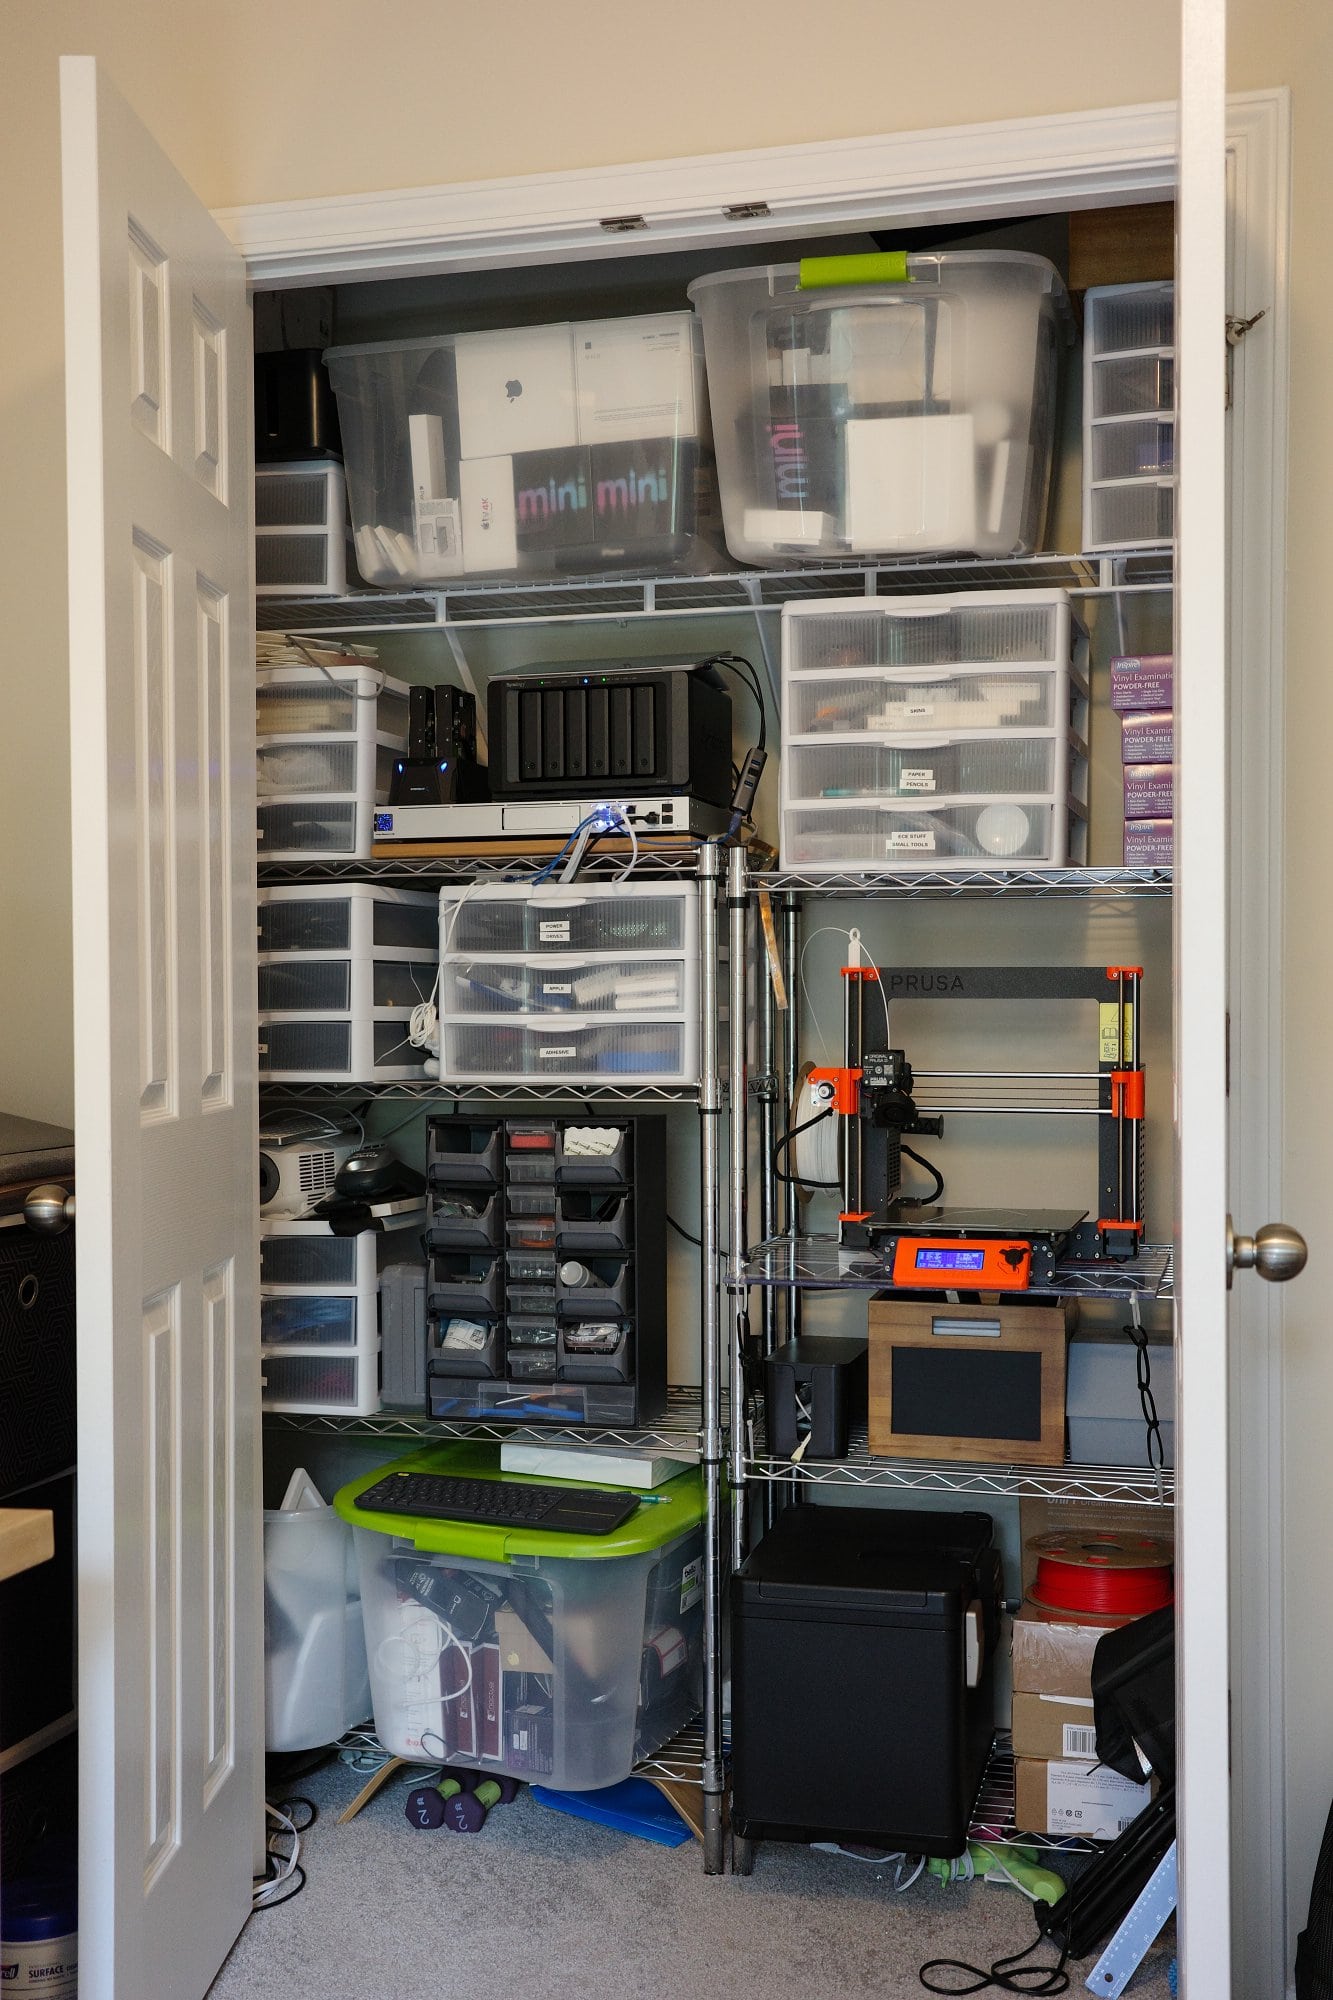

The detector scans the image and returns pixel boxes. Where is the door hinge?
[1226,1009,1231,1097]
[599,214,648,234]
[723,202,771,221]
[1225,308,1268,408]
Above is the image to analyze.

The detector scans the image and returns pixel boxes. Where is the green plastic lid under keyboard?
[332,1440,705,1561]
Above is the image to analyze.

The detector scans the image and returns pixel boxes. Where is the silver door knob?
[24,1185,75,1234]
[1226,1216,1306,1286]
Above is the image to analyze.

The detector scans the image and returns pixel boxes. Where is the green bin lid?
[332,1439,704,1562]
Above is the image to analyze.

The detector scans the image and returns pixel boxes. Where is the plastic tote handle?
[798,252,911,288]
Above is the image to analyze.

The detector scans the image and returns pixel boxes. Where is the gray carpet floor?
[207,1757,1176,2000]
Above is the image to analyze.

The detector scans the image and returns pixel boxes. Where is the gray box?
[1066,1336,1175,1467]
[379,1257,428,1410]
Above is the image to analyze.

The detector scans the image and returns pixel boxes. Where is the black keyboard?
[353,1470,640,1536]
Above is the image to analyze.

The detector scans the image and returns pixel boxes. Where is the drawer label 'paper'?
[899,768,937,792]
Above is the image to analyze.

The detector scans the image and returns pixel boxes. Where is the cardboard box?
[1120,710,1174,764]
[574,313,700,445]
[1123,764,1175,820]
[1110,653,1174,712]
[1123,816,1173,866]
[459,455,519,572]
[1014,1756,1153,1841]
[454,324,578,461]
[1011,1689,1099,1761]
[1010,1603,1120,1697]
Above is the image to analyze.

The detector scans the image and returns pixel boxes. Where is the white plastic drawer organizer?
[259,884,439,1082]
[780,591,1089,873]
[260,1213,425,1416]
[256,661,410,862]
[438,882,700,1085]
[255,461,354,597]
[1082,281,1175,552]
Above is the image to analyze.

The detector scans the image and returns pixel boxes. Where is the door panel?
[61,55,260,2000]
[1175,0,1232,1992]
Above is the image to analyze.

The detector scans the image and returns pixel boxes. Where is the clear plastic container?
[258,1014,430,1082]
[787,671,1067,736]
[261,1352,362,1408]
[441,1020,693,1085]
[264,1489,371,1752]
[1087,481,1175,550]
[782,799,1086,871]
[687,251,1069,564]
[782,593,1073,675]
[337,1442,705,1789]
[444,885,693,957]
[1090,419,1175,483]
[1090,353,1174,420]
[1082,281,1175,553]
[443,956,688,1018]
[324,312,715,586]
[785,735,1082,804]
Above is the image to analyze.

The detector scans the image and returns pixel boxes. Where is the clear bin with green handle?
[687,250,1070,565]
[335,1441,705,1790]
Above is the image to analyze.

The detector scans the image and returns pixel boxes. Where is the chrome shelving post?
[696,839,726,1874]
[781,893,802,1338]
[727,848,749,1568]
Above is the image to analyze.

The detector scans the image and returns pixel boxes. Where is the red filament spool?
[1027,1529,1174,1618]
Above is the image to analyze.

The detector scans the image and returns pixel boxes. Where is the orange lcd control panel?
[890,1237,1033,1290]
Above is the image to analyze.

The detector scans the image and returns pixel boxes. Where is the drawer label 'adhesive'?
[538,1047,576,1059]
[899,768,936,792]
[885,830,936,852]
[538,920,572,943]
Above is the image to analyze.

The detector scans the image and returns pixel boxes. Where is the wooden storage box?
[867,1297,1072,1464]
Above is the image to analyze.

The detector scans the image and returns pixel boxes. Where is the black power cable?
[772,1105,840,1189]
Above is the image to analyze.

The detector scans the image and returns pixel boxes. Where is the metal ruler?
[1084,1841,1177,1998]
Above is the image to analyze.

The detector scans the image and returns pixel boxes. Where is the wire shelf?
[253,550,1173,636]
[969,1731,1100,1854]
[634,1718,720,1787]
[750,866,1173,899]
[743,1415,1174,1505]
[257,847,725,887]
[262,1382,711,1456]
[737,1236,1172,1300]
[259,1078,704,1106]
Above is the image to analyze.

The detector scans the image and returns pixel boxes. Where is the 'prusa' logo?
[883,972,967,995]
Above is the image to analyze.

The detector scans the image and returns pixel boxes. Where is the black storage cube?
[731,1504,1002,1857]
[764,1335,867,1460]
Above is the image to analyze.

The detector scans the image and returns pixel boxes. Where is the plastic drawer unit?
[779,590,1089,872]
[336,1442,706,1790]
[256,664,410,862]
[258,883,439,1082]
[324,311,717,586]
[423,1114,668,1428]
[687,251,1069,565]
[1082,281,1175,552]
[259,1209,425,1416]
[438,881,700,1085]
[255,461,355,597]
[731,1504,1002,1856]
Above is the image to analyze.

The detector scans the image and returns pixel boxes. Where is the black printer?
[730,1503,1002,1857]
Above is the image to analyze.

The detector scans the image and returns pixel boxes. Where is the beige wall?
[1,0,1178,1126]
[6,0,1333,1980]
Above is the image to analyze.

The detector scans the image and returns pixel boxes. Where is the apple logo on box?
[505,379,523,402]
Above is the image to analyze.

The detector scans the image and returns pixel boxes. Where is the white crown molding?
[217,99,1180,286]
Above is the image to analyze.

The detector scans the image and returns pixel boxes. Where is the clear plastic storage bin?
[1082,281,1175,553]
[256,666,410,861]
[265,1470,372,1752]
[687,251,1069,564]
[337,1442,705,1789]
[324,312,716,586]
[780,591,1089,873]
[439,882,700,1085]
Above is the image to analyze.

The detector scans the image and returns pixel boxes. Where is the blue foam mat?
[529,1777,694,1847]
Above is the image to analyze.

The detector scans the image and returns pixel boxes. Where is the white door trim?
[216,101,1179,286]
[218,88,1292,1983]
